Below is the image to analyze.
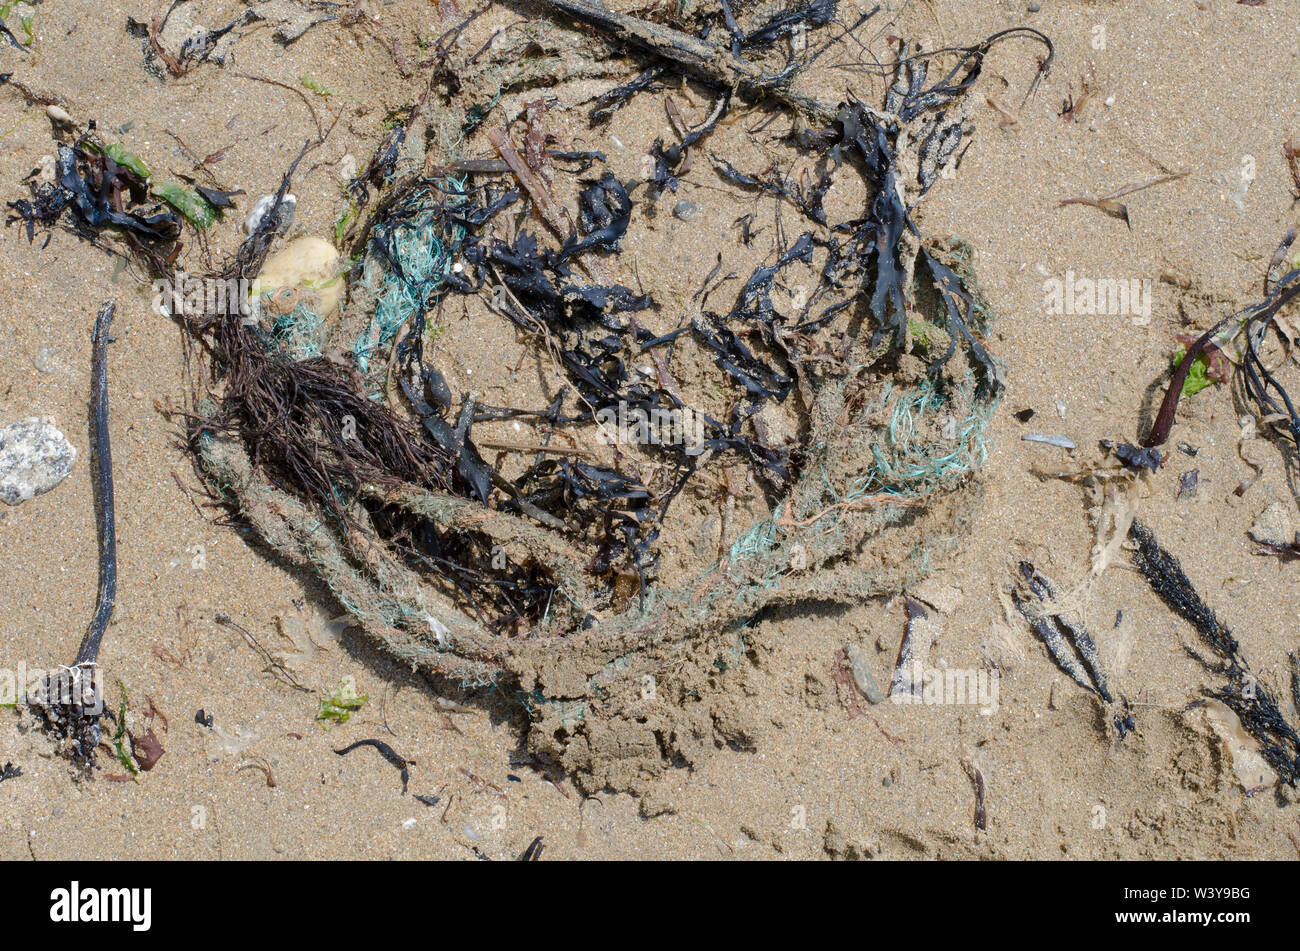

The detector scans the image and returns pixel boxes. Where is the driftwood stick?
[74,302,118,667]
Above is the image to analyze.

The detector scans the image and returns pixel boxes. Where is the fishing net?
[196,229,999,791]
[185,6,1044,792]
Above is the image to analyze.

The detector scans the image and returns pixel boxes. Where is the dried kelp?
[127,2,333,79]
[334,738,412,794]
[30,303,119,768]
[1012,562,1113,704]
[8,142,181,272]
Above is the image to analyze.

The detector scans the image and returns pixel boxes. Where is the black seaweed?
[334,739,413,794]
[1130,520,1300,785]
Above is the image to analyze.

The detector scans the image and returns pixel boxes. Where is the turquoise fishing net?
[856,377,994,495]
[264,303,327,361]
[353,182,467,374]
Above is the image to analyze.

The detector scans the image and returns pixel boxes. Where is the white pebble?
[338,153,357,182]
[35,155,56,184]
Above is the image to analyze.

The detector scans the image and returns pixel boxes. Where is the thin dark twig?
[74,302,118,667]
[213,614,312,692]
[232,72,326,142]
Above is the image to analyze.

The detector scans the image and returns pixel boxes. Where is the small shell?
[264,287,306,315]
[45,105,72,124]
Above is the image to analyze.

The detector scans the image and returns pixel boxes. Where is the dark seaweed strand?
[1240,271,1300,468]
[334,739,412,794]
[1128,521,1238,658]
[1291,651,1300,717]
[970,766,986,831]
[1010,586,1094,694]
[74,302,118,667]
[1129,519,1300,784]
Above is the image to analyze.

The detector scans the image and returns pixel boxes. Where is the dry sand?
[1,0,1299,859]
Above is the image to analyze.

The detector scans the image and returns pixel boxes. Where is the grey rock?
[1250,501,1295,548]
[672,200,699,221]
[845,643,885,704]
[0,418,77,505]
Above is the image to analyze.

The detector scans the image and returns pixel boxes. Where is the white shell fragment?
[0,418,77,505]
[1202,700,1277,790]
[423,613,451,649]
[36,154,57,185]
[1021,433,1075,449]
[1249,501,1296,548]
[244,193,297,235]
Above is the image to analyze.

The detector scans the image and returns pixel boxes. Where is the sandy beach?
[1,0,1298,860]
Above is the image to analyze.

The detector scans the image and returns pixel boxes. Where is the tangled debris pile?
[13,2,1053,789]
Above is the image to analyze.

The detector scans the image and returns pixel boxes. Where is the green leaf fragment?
[153,182,219,230]
[101,143,152,182]
[301,75,333,97]
[112,683,139,775]
[334,205,356,246]
[1172,346,1215,398]
[318,679,367,724]
[909,316,950,355]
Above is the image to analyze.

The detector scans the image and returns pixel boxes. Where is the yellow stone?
[252,236,344,316]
